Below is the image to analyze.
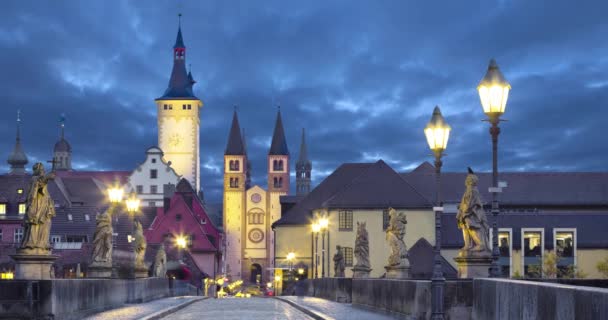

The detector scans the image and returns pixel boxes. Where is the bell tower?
[155,15,203,191]
[223,111,247,279]
[267,109,290,194]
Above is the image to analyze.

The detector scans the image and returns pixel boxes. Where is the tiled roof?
[273,163,373,226]
[402,167,608,206]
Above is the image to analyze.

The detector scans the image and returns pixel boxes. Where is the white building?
[125,147,180,208]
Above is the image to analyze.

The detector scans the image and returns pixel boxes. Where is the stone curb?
[274,297,327,320]
[140,296,208,320]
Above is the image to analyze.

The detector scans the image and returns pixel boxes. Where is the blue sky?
[1,1,607,201]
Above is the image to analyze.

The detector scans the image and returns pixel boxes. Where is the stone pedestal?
[11,253,58,280]
[384,265,410,279]
[454,255,492,278]
[134,266,149,278]
[352,265,372,278]
[88,263,113,278]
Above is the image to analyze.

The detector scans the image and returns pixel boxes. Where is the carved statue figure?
[456,168,490,255]
[386,208,408,266]
[354,222,370,268]
[91,209,113,265]
[21,163,56,254]
[153,245,167,277]
[133,220,147,268]
[333,245,345,277]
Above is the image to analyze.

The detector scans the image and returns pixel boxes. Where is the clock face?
[169,133,182,147]
[248,228,264,243]
[251,193,262,203]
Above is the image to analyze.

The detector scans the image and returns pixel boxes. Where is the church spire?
[225,110,245,155]
[157,14,196,100]
[7,110,28,174]
[53,114,72,171]
[296,128,312,196]
[269,108,289,155]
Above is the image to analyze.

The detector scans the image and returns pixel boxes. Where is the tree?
[597,257,608,278]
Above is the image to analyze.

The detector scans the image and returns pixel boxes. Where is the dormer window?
[18,203,26,214]
[17,189,23,194]
[0,204,6,214]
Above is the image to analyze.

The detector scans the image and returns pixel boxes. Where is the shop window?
[497,229,512,277]
[555,229,576,278]
[522,229,544,278]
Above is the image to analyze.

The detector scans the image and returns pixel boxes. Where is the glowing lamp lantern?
[286,252,296,261]
[176,236,187,249]
[424,106,451,155]
[312,223,321,233]
[298,268,305,275]
[319,217,329,230]
[108,187,124,204]
[125,193,140,213]
[477,59,511,119]
[274,275,281,282]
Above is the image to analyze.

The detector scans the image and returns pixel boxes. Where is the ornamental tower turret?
[296,128,312,196]
[155,15,203,191]
[7,110,28,175]
[52,115,72,171]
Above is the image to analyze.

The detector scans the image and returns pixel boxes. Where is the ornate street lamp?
[176,235,187,262]
[425,106,451,320]
[125,192,141,214]
[478,59,510,278]
[312,223,321,278]
[108,187,124,204]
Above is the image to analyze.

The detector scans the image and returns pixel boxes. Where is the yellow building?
[274,160,608,280]
[155,22,203,191]
[223,110,306,284]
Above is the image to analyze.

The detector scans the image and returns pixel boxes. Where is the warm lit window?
[343,247,353,267]
[554,229,576,278]
[339,210,353,231]
[18,203,26,214]
[0,204,6,214]
[522,229,544,278]
[498,229,512,277]
[14,228,23,243]
[17,188,23,194]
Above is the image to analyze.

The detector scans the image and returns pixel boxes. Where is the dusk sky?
[1,1,607,202]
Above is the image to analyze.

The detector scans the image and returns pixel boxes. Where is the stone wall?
[0,278,197,320]
[305,278,352,303]
[352,279,472,319]
[472,278,608,320]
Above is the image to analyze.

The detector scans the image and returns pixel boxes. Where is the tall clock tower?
[156,18,203,191]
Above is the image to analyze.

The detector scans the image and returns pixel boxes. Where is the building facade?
[125,147,181,208]
[155,23,203,191]
[223,110,307,283]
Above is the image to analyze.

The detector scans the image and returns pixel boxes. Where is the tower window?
[150,169,158,179]
[183,104,187,110]
[229,160,240,171]
[273,160,284,171]
[164,104,168,110]
[273,177,283,188]
[230,178,239,189]
[187,104,192,110]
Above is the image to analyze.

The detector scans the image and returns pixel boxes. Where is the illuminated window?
[17,188,23,194]
[338,210,353,231]
[554,229,576,278]
[522,229,544,278]
[84,214,90,221]
[18,203,26,214]
[51,235,61,243]
[0,204,6,214]
[342,247,353,267]
[187,234,194,246]
[14,228,23,243]
[498,229,512,277]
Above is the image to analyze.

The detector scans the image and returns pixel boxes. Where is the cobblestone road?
[84,296,202,320]
[163,297,313,320]
[279,296,402,320]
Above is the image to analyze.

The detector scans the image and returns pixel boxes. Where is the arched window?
[273,160,278,171]
[235,161,240,171]
[273,177,279,188]
[248,209,264,225]
[229,160,234,170]
[278,160,284,171]
[278,177,283,188]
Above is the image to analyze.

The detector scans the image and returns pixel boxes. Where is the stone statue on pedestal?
[91,209,113,266]
[11,163,58,279]
[384,208,410,278]
[21,163,56,254]
[333,245,345,277]
[133,221,147,271]
[352,222,372,278]
[153,245,167,278]
[456,168,490,256]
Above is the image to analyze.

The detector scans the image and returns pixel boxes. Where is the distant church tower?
[7,111,28,175]
[53,116,72,171]
[267,110,290,194]
[155,16,203,191]
[296,128,312,196]
[223,111,248,279]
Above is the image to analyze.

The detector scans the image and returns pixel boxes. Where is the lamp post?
[319,217,329,278]
[425,106,451,320]
[478,59,510,278]
[312,223,320,278]
[176,235,187,262]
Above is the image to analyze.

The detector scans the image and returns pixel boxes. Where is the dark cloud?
[1,1,607,202]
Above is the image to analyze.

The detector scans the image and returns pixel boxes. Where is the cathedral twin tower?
[156,21,311,281]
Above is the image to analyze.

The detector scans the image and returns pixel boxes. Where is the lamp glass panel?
[424,127,450,151]
[479,85,510,114]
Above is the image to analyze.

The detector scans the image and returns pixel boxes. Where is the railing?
[0,280,41,319]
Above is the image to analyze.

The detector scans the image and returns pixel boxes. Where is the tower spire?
[8,109,29,174]
[225,111,245,155]
[269,109,289,155]
[296,128,312,196]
